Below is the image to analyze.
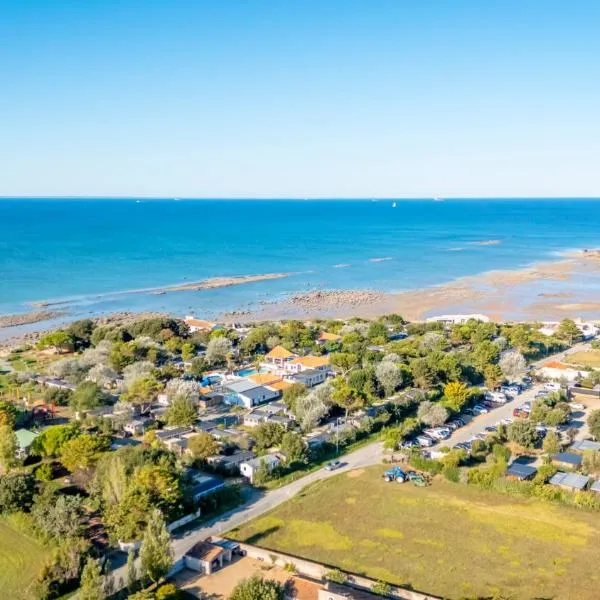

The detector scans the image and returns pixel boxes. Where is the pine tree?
[126,547,138,593]
[79,557,105,600]
[139,509,173,586]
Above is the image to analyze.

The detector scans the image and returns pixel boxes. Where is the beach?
[2,199,600,339]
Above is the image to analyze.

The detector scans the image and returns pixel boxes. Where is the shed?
[184,540,232,574]
[570,440,600,453]
[551,452,583,469]
[506,463,537,481]
[590,480,600,494]
[549,471,590,491]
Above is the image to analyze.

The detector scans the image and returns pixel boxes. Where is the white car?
[544,383,561,392]
[569,402,585,411]
[486,391,507,404]
[472,404,489,414]
[424,427,451,440]
[416,435,435,447]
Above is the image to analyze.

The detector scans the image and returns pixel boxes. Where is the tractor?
[383,466,407,483]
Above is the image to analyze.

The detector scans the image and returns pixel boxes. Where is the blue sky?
[1,0,599,197]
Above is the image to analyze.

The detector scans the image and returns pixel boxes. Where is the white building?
[426,314,490,325]
[239,455,281,483]
[538,320,599,340]
[536,361,585,382]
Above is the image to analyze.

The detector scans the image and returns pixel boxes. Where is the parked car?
[544,383,561,392]
[424,427,451,440]
[486,391,508,404]
[416,435,435,447]
[401,439,418,449]
[569,402,585,411]
[472,404,489,414]
[325,460,343,471]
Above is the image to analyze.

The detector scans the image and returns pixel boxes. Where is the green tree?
[0,473,35,513]
[409,358,435,389]
[331,379,366,418]
[60,433,109,472]
[542,430,561,455]
[37,330,73,353]
[367,321,388,343]
[140,509,173,586]
[79,557,105,600]
[280,431,307,463]
[471,340,500,371]
[507,420,539,450]
[556,318,581,345]
[31,489,85,541]
[156,583,180,600]
[180,342,196,362]
[282,383,307,413]
[252,422,285,451]
[187,432,219,461]
[165,395,197,427]
[375,361,403,397]
[70,381,105,413]
[443,381,470,412]
[0,425,17,472]
[329,352,359,376]
[121,376,162,404]
[230,575,284,600]
[67,319,95,349]
[588,410,600,440]
[31,423,80,457]
[126,548,138,594]
[0,401,17,427]
[483,363,504,389]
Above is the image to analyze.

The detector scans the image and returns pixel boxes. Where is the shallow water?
[1,198,600,325]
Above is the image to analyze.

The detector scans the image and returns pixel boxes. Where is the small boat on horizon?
[392,202,397,208]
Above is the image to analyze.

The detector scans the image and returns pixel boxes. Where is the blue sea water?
[1,198,600,324]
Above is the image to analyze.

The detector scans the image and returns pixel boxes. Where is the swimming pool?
[236,367,268,377]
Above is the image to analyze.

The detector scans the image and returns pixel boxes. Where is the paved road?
[105,441,384,585]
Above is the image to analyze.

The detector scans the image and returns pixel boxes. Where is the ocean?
[1,198,600,327]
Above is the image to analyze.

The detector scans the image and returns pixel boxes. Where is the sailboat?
[392,201,397,208]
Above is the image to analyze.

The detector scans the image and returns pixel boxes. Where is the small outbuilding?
[551,452,583,470]
[184,539,233,574]
[549,471,590,491]
[506,463,537,481]
[570,440,600,453]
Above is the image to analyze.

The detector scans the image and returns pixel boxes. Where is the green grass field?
[565,349,600,369]
[0,514,53,600]
[229,467,600,599]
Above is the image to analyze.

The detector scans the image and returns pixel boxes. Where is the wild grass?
[229,467,600,599]
[0,514,52,600]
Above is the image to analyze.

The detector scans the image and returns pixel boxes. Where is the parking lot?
[411,380,596,454]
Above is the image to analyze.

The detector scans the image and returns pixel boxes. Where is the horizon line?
[2,195,600,201]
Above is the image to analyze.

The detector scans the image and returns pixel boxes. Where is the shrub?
[325,569,347,584]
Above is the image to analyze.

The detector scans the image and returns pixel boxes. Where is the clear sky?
[1,0,599,198]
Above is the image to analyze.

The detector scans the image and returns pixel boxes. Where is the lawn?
[565,349,600,369]
[0,514,53,600]
[229,467,600,600]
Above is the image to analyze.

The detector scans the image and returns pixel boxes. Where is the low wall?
[167,509,202,533]
[233,541,439,600]
[118,509,202,552]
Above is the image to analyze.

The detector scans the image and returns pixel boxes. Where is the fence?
[233,541,440,600]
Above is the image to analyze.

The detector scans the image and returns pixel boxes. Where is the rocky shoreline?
[0,310,67,329]
[287,289,386,310]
